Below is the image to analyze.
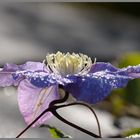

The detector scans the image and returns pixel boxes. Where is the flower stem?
[16,107,51,138]
[16,85,101,138]
[52,102,102,138]
[51,109,101,138]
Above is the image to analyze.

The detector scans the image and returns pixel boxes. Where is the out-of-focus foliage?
[118,52,140,107]
[40,124,72,138]
[104,52,140,117]
[110,90,125,117]
[122,127,140,137]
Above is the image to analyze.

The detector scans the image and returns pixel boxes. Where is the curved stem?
[51,109,101,138]
[52,102,102,138]
[16,86,69,138]
[16,86,101,138]
[49,91,69,107]
[16,108,51,138]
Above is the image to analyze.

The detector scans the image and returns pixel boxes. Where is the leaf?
[122,127,140,137]
[40,124,72,138]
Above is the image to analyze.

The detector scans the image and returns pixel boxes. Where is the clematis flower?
[0,51,140,126]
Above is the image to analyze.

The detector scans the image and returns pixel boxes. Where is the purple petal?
[19,61,45,71]
[25,63,140,89]
[18,80,59,126]
[2,61,44,71]
[90,62,140,78]
[0,73,15,87]
[0,61,45,87]
[65,72,132,104]
[0,63,20,87]
[66,64,140,104]
[3,63,20,71]
[89,62,118,73]
[118,64,140,78]
[23,72,75,88]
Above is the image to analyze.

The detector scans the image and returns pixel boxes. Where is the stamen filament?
[44,52,92,76]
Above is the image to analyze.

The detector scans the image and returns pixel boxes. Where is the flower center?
[44,52,92,76]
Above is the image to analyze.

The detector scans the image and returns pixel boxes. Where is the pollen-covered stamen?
[44,52,92,76]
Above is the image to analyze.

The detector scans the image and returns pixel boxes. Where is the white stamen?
[44,52,93,76]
